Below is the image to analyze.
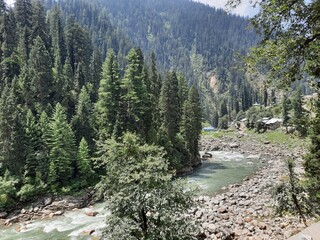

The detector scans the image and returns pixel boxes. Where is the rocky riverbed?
[192,133,315,240]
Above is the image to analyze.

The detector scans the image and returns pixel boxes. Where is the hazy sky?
[196,0,258,17]
[4,0,258,17]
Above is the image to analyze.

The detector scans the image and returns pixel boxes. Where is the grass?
[202,129,237,138]
[243,129,310,149]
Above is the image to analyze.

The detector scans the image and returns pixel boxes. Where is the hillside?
[56,0,260,123]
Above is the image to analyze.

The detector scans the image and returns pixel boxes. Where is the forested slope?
[56,0,260,125]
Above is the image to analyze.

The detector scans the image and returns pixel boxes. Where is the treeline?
[0,0,202,210]
[55,0,260,128]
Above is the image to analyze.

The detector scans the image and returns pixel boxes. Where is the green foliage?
[47,103,76,190]
[291,89,308,137]
[303,87,320,214]
[0,170,18,210]
[95,49,121,140]
[273,159,309,223]
[96,133,198,239]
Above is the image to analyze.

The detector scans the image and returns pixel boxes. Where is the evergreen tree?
[181,86,202,166]
[24,109,41,180]
[292,89,307,137]
[71,86,95,148]
[15,0,33,62]
[48,5,66,70]
[0,79,25,175]
[282,94,290,132]
[117,48,149,138]
[159,71,181,141]
[28,36,54,113]
[95,49,121,140]
[31,0,49,48]
[47,103,76,189]
[77,137,93,186]
[303,87,320,213]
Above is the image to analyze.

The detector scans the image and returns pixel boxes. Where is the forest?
[1,0,319,238]
[0,0,204,211]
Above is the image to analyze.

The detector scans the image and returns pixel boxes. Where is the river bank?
[193,132,315,240]
[0,131,315,239]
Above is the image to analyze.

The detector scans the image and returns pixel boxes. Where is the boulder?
[53,211,64,216]
[0,212,8,218]
[229,143,239,148]
[85,211,98,217]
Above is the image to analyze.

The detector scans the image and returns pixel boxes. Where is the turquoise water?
[0,151,262,239]
[188,151,262,196]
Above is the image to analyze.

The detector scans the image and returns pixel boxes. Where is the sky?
[196,0,259,17]
[4,0,257,17]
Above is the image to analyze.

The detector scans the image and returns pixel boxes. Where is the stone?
[207,223,217,233]
[33,207,39,213]
[44,197,53,206]
[195,210,203,219]
[0,212,8,218]
[53,211,64,216]
[80,229,96,236]
[258,221,267,230]
[85,211,98,217]
[218,206,228,213]
[230,143,239,148]
[244,217,253,223]
[20,209,26,214]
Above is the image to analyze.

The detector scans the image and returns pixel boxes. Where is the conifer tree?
[48,5,66,70]
[47,103,76,189]
[28,36,54,113]
[77,137,93,185]
[31,0,49,48]
[303,87,320,213]
[292,88,307,137]
[95,49,121,140]
[71,86,95,147]
[159,71,181,141]
[181,87,202,165]
[15,0,32,62]
[117,48,148,137]
[24,109,41,180]
[0,79,25,175]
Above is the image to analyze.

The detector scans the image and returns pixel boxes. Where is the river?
[0,151,262,239]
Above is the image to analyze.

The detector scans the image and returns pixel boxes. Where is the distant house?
[260,118,283,130]
[203,126,215,132]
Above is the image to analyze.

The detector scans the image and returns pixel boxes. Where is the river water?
[0,151,262,239]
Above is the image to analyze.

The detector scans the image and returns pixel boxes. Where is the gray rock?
[195,210,203,219]
[0,212,8,218]
[44,197,53,206]
[229,143,239,148]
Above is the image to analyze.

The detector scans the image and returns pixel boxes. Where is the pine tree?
[159,71,181,141]
[95,49,121,140]
[181,86,202,165]
[117,48,149,137]
[282,94,290,132]
[24,109,41,180]
[77,137,93,185]
[31,0,49,48]
[28,36,54,113]
[0,79,25,175]
[48,5,66,70]
[292,88,307,137]
[15,0,32,62]
[303,87,320,213]
[71,86,95,148]
[47,103,76,189]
